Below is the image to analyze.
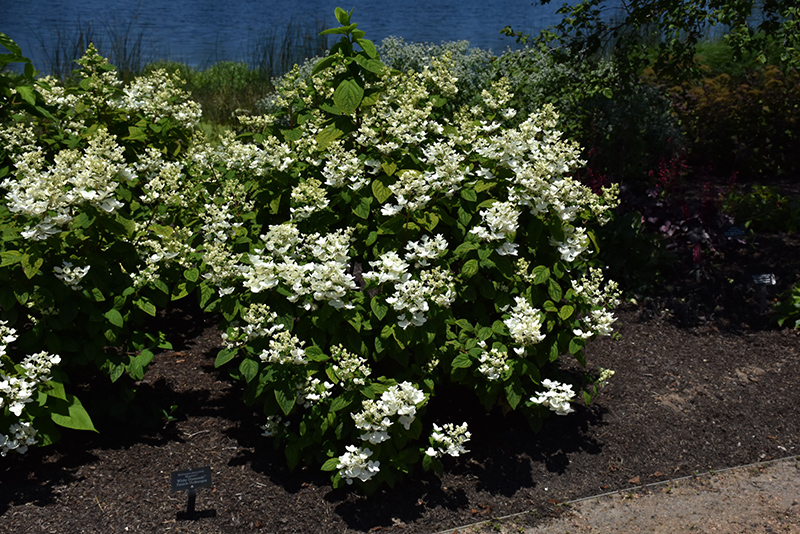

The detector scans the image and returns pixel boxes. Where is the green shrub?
[198,9,621,491]
[1,44,204,448]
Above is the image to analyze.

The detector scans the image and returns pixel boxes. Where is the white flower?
[504,296,545,347]
[337,445,380,484]
[530,379,575,415]
[426,422,471,458]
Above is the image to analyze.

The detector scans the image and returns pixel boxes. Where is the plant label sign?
[171,466,212,492]
[171,466,212,516]
[752,274,776,285]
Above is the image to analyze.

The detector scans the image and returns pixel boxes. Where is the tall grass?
[33,17,329,125]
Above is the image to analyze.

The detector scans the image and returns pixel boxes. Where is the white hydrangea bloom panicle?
[351,382,426,444]
[53,262,90,290]
[504,296,546,350]
[259,331,307,366]
[0,322,62,455]
[425,422,471,458]
[330,345,372,389]
[477,343,510,381]
[530,379,576,415]
[337,445,380,484]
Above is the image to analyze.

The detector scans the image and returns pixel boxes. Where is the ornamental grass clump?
[199,8,621,491]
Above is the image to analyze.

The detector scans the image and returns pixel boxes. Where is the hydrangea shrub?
[0,43,204,446]
[198,8,621,490]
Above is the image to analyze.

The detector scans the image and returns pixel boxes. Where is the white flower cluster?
[240,223,357,310]
[259,331,307,366]
[290,178,329,220]
[134,147,190,207]
[321,142,370,190]
[571,268,620,339]
[504,296,546,350]
[296,376,334,408]
[0,322,62,455]
[596,367,615,388]
[425,422,471,458]
[330,345,371,389]
[0,422,38,457]
[1,127,128,240]
[114,69,202,129]
[404,234,449,267]
[550,225,591,262]
[351,382,426,444]
[470,200,521,256]
[364,252,455,329]
[221,303,284,350]
[477,344,510,381]
[337,444,380,484]
[260,414,289,437]
[387,268,456,329]
[53,261,90,290]
[530,379,576,416]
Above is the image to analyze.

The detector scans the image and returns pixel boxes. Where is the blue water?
[1,0,587,71]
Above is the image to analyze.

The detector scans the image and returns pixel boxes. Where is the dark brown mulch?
[1,227,799,534]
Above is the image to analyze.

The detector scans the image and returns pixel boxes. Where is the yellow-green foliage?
[669,65,800,177]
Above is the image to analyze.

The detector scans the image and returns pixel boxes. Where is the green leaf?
[239,358,259,383]
[547,278,563,302]
[315,123,344,150]
[333,78,364,115]
[356,38,378,58]
[215,348,237,368]
[505,379,523,409]
[0,250,24,267]
[371,298,389,320]
[461,259,479,278]
[184,267,199,282]
[312,54,339,76]
[275,387,296,416]
[451,352,472,369]
[305,345,328,362]
[321,457,340,471]
[21,254,43,279]
[49,393,97,432]
[559,305,575,321]
[381,160,397,176]
[16,85,36,106]
[104,309,124,328]
[460,188,478,202]
[352,196,372,219]
[134,298,157,317]
[334,6,351,25]
[371,178,393,203]
[531,265,550,284]
[569,337,586,355]
[125,126,147,142]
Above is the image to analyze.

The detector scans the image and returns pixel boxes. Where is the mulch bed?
[2,203,799,533]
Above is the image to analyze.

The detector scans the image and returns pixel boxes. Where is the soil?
[2,183,800,534]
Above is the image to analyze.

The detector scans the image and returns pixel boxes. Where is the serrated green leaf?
[134,298,157,316]
[275,387,295,416]
[321,457,340,471]
[531,265,550,284]
[316,123,344,150]
[461,259,479,278]
[370,298,388,320]
[451,352,472,368]
[505,379,523,409]
[547,278,563,301]
[104,309,124,328]
[21,254,43,279]
[184,267,199,282]
[334,78,364,115]
[460,188,478,202]
[559,305,575,321]
[352,196,372,219]
[0,250,24,267]
[381,160,397,176]
[371,178,393,203]
[239,358,259,382]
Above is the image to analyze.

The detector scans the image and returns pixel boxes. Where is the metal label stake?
[171,466,212,518]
